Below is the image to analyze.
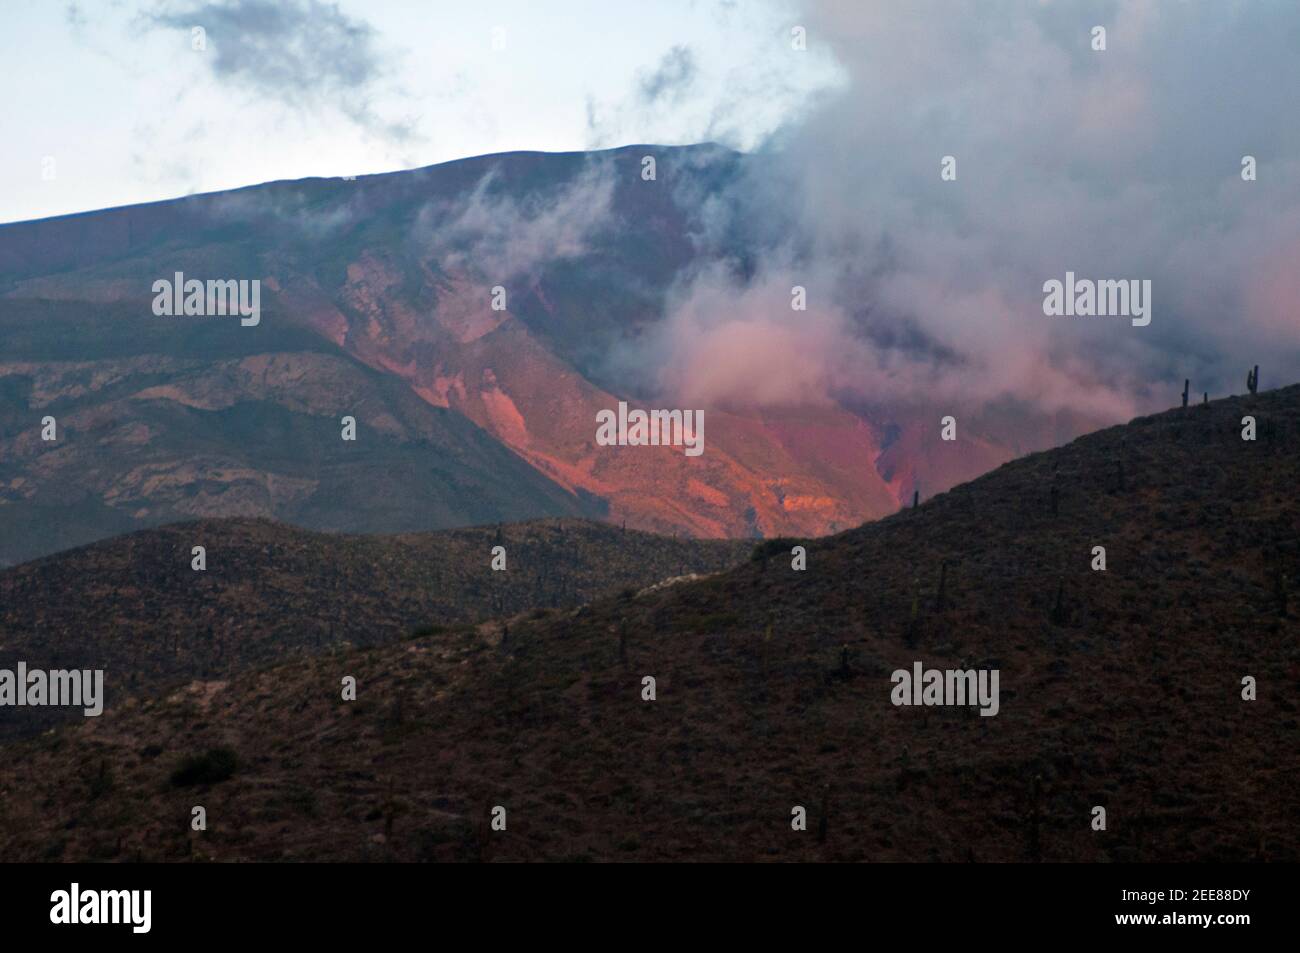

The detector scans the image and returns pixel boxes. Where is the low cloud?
[415,161,618,282]
[638,46,697,105]
[644,0,1300,423]
[145,0,415,143]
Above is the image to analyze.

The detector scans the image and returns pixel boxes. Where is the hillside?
[0,385,1294,862]
[0,303,605,567]
[0,517,748,740]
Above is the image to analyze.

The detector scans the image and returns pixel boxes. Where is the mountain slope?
[0,298,612,566]
[0,145,1093,561]
[1,386,1294,862]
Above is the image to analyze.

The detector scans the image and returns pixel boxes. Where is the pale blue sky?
[1,0,842,224]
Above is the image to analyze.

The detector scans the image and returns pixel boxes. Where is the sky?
[1,0,842,224]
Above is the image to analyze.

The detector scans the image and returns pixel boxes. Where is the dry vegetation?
[0,387,1296,862]
[0,517,747,740]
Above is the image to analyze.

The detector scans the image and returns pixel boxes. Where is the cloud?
[586,15,844,152]
[204,184,366,239]
[145,0,415,142]
[64,2,86,31]
[652,264,862,409]
[646,0,1300,421]
[413,160,618,283]
[637,46,697,105]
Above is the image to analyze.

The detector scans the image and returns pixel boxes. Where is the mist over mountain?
[1,143,1111,561]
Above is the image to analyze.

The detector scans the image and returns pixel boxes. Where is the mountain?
[1,385,1293,862]
[0,144,1090,564]
[0,516,748,741]
[0,299,608,567]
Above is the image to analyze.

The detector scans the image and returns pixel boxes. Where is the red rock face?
[311,249,862,537]
[324,253,1068,539]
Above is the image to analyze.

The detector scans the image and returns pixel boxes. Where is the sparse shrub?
[286,785,319,818]
[170,747,238,787]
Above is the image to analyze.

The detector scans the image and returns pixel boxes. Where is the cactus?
[905,576,920,647]
[618,617,627,665]
[1115,457,1125,493]
[383,777,398,839]
[1050,578,1066,625]
[937,560,949,611]
[817,783,831,844]
[88,758,114,800]
[912,489,919,509]
[1247,365,1259,395]
[1050,484,1059,516]
[1182,378,1189,408]
[1027,774,1043,862]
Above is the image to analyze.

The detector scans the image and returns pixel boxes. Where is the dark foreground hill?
[0,387,1295,862]
[0,517,748,740]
